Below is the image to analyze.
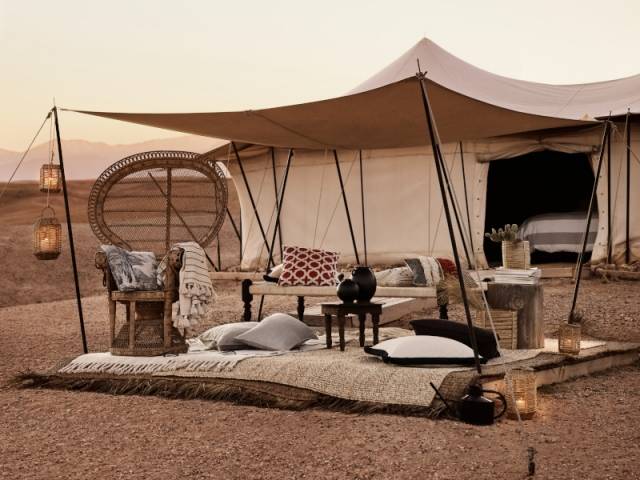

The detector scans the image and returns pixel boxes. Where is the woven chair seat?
[111,290,166,302]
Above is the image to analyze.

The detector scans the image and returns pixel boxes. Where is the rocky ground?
[1,278,639,480]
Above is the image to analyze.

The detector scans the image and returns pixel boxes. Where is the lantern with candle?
[558,311,582,355]
[506,368,537,420]
[39,163,62,193]
[33,207,62,260]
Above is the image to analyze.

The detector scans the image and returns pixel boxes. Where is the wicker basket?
[501,240,530,269]
[506,368,537,419]
[475,308,518,349]
[558,323,581,355]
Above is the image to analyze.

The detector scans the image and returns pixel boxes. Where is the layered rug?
[13,329,631,416]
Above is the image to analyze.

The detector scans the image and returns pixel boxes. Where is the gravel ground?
[1,279,639,479]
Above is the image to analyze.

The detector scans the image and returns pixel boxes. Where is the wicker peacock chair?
[89,150,228,356]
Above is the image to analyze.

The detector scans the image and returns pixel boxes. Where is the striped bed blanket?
[518,211,598,254]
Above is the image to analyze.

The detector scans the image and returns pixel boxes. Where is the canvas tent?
[70,38,640,269]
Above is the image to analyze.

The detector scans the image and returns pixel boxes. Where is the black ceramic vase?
[337,274,359,304]
[351,266,377,303]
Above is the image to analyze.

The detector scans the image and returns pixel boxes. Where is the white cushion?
[236,313,317,351]
[198,322,258,351]
[374,266,414,287]
[364,335,485,365]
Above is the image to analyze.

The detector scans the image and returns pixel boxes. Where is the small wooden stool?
[320,302,382,351]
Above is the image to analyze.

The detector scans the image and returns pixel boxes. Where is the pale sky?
[2,0,639,151]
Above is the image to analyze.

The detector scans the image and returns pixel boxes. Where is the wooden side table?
[320,302,382,351]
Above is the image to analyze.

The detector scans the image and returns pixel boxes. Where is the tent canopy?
[67,38,610,150]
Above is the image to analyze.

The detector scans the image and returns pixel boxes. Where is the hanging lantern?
[34,207,62,260]
[506,368,537,420]
[558,323,581,355]
[40,163,62,193]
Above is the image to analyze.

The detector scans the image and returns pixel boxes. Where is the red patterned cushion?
[278,246,339,287]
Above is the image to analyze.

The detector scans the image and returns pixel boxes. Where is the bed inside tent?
[483,150,597,267]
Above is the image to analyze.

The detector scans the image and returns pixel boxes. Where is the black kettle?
[431,382,506,426]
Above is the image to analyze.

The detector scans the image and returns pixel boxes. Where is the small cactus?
[485,224,520,243]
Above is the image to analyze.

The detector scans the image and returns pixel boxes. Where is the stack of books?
[493,267,541,285]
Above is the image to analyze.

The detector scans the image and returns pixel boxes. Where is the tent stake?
[416,73,481,374]
[271,147,284,261]
[460,142,475,264]
[570,121,611,317]
[232,142,273,268]
[359,150,368,266]
[625,110,631,264]
[53,106,88,354]
[333,150,361,265]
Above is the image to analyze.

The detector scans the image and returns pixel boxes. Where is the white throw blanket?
[157,242,215,329]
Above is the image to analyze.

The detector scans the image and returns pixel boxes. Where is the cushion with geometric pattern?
[278,246,339,287]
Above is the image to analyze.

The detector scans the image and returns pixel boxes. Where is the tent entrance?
[483,150,595,266]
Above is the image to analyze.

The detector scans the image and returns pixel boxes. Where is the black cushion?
[409,319,500,359]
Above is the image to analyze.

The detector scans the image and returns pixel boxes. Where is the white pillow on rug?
[364,335,486,365]
[236,313,317,351]
[198,322,259,351]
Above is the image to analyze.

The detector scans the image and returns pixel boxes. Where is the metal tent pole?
[267,149,294,267]
[416,74,481,374]
[232,142,273,269]
[570,121,611,317]
[53,106,88,354]
[607,129,612,263]
[359,150,368,266]
[625,111,631,264]
[460,142,475,264]
[271,147,284,261]
[333,150,361,265]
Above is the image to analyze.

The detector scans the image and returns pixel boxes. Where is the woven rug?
[14,328,550,415]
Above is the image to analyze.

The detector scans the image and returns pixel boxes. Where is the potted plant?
[485,224,530,269]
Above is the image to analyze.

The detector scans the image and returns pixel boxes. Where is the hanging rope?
[0,111,51,205]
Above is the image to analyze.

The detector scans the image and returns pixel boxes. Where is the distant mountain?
[0,135,226,181]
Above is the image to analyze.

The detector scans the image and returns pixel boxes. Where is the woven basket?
[475,308,518,349]
[501,241,530,269]
[558,323,581,355]
[33,207,62,260]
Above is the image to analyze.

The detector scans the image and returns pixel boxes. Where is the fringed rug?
[15,328,556,416]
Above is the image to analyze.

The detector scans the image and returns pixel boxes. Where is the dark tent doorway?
[483,150,595,266]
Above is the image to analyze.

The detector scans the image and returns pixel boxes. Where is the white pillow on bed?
[364,336,485,365]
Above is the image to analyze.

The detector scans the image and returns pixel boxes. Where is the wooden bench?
[240,280,442,322]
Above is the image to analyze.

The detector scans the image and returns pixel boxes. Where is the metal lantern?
[34,207,62,260]
[40,163,62,193]
[558,323,581,355]
[506,368,537,420]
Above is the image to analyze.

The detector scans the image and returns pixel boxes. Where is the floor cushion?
[365,335,486,365]
[374,266,414,287]
[236,313,317,351]
[198,322,259,351]
[409,319,500,359]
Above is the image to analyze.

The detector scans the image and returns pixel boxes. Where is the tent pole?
[437,142,473,268]
[625,111,631,264]
[267,149,294,268]
[607,128,612,263]
[53,106,88,354]
[570,121,611,317]
[333,150,361,265]
[226,207,242,242]
[416,73,481,374]
[359,150,368,266]
[232,142,273,269]
[271,147,284,261]
[460,142,475,265]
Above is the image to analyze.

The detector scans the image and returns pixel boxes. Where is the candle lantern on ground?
[506,368,537,420]
[39,163,62,193]
[558,311,582,355]
[34,207,62,260]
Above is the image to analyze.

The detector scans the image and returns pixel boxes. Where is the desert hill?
[0,135,225,181]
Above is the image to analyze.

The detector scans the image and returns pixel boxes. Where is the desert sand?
[1,182,639,479]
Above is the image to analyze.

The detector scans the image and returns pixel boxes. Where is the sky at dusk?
[2,0,640,152]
